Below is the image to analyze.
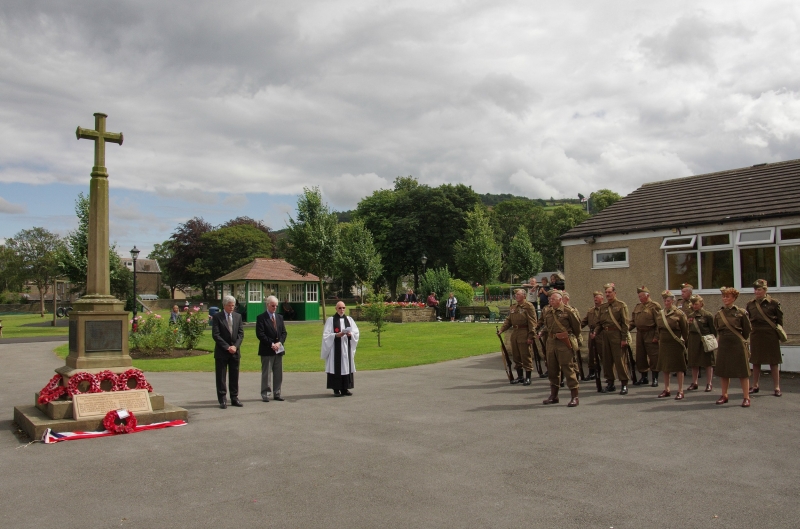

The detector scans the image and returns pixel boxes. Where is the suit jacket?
[211,310,244,359]
[256,311,287,356]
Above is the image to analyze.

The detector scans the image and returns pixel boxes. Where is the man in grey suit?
[256,295,287,402]
[212,295,244,409]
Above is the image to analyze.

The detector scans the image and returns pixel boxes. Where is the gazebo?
[214,259,320,322]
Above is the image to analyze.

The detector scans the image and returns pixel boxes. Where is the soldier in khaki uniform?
[676,283,693,313]
[581,291,605,384]
[629,286,661,387]
[539,291,582,406]
[562,291,586,381]
[498,289,537,385]
[594,283,632,395]
[747,279,784,396]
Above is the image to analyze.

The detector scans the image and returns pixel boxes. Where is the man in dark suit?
[211,295,244,408]
[256,295,287,402]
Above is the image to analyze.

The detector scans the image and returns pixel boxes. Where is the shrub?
[177,306,208,350]
[451,279,474,308]
[129,314,174,355]
[361,291,393,347]
[419,266,453,303]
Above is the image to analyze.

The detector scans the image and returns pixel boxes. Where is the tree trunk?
[319,277,326,320]
[38,284,46,317]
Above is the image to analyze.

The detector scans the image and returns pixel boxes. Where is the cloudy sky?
[2,0,800,255]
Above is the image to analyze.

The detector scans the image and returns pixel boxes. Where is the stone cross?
[75,113,123,299]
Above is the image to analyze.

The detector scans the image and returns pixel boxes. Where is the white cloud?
[0,196,26,214]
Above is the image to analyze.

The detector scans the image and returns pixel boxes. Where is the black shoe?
[219,400,227,409]
[523,377,531,386]
[541,371,549,378]
[231,399,243,407]
[651,376,659,387]
[587,371,597,380]
[511,377,524,384]
[597,386,608,393]
[273,396,285,401]
[262,397,270,402]
[342,389,353,396]
[620,385,628,395]
[333,390,341,397]
[605,383,616,392]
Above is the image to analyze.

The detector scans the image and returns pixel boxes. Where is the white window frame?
[288,283,304,302]
[779,225,800,242]
[306,283,318,302]
[736,227,775,246]
[592,248,629,269]
[698,232,732,249]
[660,235,697,250]
[248,282,262,303]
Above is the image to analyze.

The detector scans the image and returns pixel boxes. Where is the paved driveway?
[2,342,798,529]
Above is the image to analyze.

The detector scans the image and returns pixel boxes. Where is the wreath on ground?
[37,374,67,405]
[103,409,138,434]
[115,369,153,392]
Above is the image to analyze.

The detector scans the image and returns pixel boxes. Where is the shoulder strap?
[719,310,748,344]
[753,300,778,330]
[660,310,685,346]
[691,316,705,336]
[551,310,569,334]
[607,303,624,332]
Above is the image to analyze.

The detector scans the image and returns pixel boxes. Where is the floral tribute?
[102,409,138,434]
[36,369,154,406]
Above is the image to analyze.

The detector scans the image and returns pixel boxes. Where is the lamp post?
[421,254,427,274]
[130,246,140,332]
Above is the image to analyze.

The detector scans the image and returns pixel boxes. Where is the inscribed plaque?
[85,320,122,352]
[73,389,153,420]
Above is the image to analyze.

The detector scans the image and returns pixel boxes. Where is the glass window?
[593,248,629,268]
[289,283,304,302]
[700,233,730,247]
[660,236,696,250]
[223,284,232,298]
[737,228,774,245]
[248,282,262,303]
[780,245,800,286]
[306,283,318,302]
[234,283,246,303]
[739,247,776,287]
[700,250,734,289]
[780,227,800,241]
[666,252,698,290]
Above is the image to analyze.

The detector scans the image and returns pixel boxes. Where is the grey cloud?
[471,74,540,116]
[0,197,26,214]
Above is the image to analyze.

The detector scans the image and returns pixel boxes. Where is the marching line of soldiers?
[496,279,786,408]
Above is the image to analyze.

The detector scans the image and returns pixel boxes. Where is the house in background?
[121,258,162,296]
[562,158,800,368]
[214,258,320,322]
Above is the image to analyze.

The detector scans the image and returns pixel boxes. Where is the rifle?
[575,339,586,381]
[496,327,514,383]
[530,339,543,377]
[626,342,638,384]
[537,334,548,377]
[589,335,603,392]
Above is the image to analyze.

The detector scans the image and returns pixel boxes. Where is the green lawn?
[54,321,501,372]
[0,313,70,339]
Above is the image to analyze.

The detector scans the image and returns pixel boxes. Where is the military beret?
[603,282,616,290]
[556,271,565,280]
[592,291,603,297]
[719,286,740,297]
[689,294,703,304]
[636,286,649,294]
[681,283,694,290]
[561,291,570,298]
[661,290,674,299]
[753,279,769,290]
[548,289,563,297]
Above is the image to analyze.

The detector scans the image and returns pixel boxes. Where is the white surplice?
[321,316,360,375]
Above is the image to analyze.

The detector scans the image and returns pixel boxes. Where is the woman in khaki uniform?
[714,287,752,407]
[497,289,537,386]
[655,290,689,400]
[746,279,784,397]
[685,295,717,392]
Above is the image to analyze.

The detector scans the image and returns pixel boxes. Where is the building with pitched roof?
[562,158,800,341]
[215,258,320,321]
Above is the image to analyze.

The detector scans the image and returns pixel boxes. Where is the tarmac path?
[2,341,799,529]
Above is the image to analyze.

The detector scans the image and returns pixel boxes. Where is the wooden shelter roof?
[563,158,800,239]
[216,259,320,282]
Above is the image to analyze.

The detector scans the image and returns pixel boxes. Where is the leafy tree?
[590,189,622,214]
[189,224,273,294]
[419,266,453,305]
[538,204,590,270]
[453,206,502,304]
[58,193,131,301]
[220,216,277,256]
[507,226,543,282]
[0,245,23,293]
[362,291,393,347]
[281,187,339,320]
[165,217,213,296]
[335,220,382,300]
[8,227,64,316]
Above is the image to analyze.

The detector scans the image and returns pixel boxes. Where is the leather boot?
[543,387,559,404]
[511,368,524,384]
[587,369,597,380]
[651,372,659,387]
[568,388,579,407]
[640,374,649,386]
[633,375,644,386]
[605,382,616,392]
[523,371,532,386]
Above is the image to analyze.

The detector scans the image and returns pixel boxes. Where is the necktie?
[271,312,277,329]
[227,313,232,333]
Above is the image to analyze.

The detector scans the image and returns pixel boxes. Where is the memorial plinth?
[13,112,187,440]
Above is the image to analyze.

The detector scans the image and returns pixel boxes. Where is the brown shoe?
[675,392,685,400]
[686,383,699,391]
[715,396,728,405]
[543,388,559,405]
[774,389,782,397]
[749,386,759,394]
[657,390,671,398]
[567,388,579,407]
[704,383,713,392]
[742,398,751,408]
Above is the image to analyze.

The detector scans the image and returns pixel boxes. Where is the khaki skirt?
[687,332,716,368]
[749,322,782,365]
[656,330,687,373]
[715,331,751,379]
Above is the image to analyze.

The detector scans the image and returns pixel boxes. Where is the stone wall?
[349,306,435,323]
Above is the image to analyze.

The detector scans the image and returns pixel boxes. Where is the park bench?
[458,306,491,322]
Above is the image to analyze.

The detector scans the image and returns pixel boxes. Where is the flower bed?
[350,304,435,323]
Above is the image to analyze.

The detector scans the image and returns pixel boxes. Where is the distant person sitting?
[427,292,440,319]
[401,289,417,303]
[169,305,180,324]
[282,298,297,321]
